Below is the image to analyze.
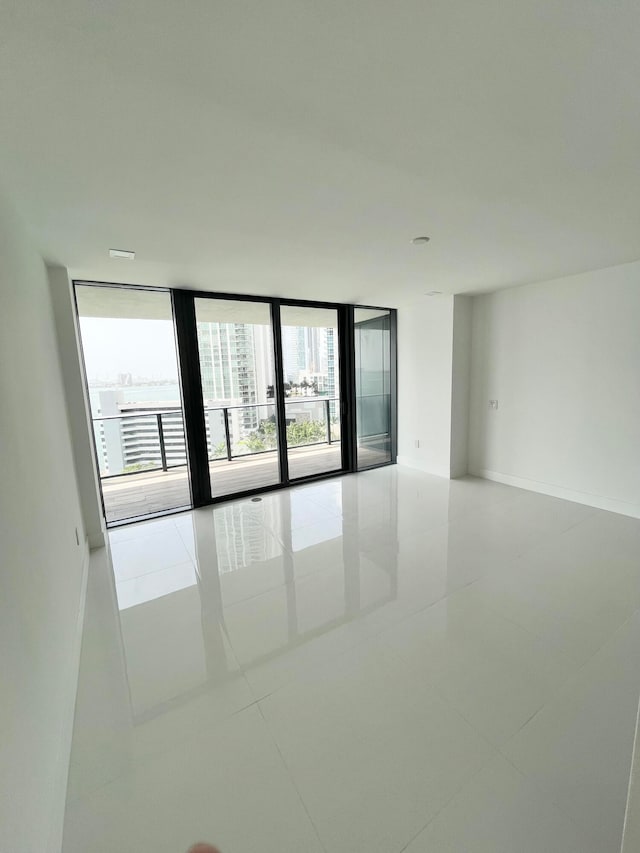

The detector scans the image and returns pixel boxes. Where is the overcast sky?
[80,318,179,384]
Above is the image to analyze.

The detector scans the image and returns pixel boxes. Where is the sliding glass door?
[280,305,343,480]
[193,297,280,499]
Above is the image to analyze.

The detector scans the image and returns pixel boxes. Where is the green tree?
[286,419,326,446]
[238,418,278,453]
[210,441,227,459]
[122,462,157,473]
[239,417,327,452]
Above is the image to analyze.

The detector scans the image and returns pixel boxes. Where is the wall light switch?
[489,399,499,410]
[415,439,420,448]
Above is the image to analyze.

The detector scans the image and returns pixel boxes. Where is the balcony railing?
[92,397,341,480]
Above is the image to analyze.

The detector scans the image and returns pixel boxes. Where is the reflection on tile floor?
[63,467,640,853]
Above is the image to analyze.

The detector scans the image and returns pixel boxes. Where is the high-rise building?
[326,327,336,398]
[282,325,307,383]
[197,321,262,434]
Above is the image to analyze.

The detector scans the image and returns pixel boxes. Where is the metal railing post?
[223,408,233,461]
[326,398,332,444]
[157,413,168,471]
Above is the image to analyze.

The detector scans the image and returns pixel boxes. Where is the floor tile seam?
[392,515,455,545]
[227,560,598,699]
[470,605,618,695]
[372,586,530,673]
[374,604,594,748]
[467,598,586,664]
[66,693,264,808]
[110,535,194,557]
[108,530,170,546]
[242,613,425,706]
[347,634,501,757]
[495,745,618,847]
[241,624,386,705]
[459,578,612,671]
[218,562,301,610]
[470,517,589,567]
[218,552,354,614]
[549,607,640,682]
[419,675,500,755]
[111,524,194,555]
[174,520,197,556]
[494,609,640,761]
[224,559,477,696]
[267,523,297,554]
[115,557,198,586]
[395,746,500,853]
[370,583,476,647]
[444,489,524,525]
[410,662,536,759]
[299,491,346,518]
[107,508,193,533]
[254,700,328,853]
[220,578,290,611]
[503,510,605,566]
[113,560,198,587]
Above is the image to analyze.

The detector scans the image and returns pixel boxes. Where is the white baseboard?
[471,468,640,519]
[47,538,90,853]
[397,455,452,479]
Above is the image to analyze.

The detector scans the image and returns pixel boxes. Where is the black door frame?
[73,280,397,523]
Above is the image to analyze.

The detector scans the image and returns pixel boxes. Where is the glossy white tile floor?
[63,467,640,853]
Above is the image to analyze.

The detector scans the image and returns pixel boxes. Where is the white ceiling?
[2,1,640,306]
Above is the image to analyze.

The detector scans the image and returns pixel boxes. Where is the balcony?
[102,444,344,522]
[94,399,344,524]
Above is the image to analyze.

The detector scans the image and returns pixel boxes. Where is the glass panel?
[75,284,190,523]
[355,308,392,468]
[280,305,342,479]
[194,298,280,497]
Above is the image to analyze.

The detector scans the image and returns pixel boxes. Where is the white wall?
[0,191,88,852]
[469,261,640,517]
[398,296,455,477]
[49,266,105,549]
[398,294,472,479]
[450,295,472,478]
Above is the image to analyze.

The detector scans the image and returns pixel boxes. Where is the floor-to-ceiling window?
[75,284,190,523]
[75,283,396,525]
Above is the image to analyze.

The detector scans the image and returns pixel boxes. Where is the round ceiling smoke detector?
[411,236,430,245]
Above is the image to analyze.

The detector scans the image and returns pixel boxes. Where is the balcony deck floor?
[103,443,394,524]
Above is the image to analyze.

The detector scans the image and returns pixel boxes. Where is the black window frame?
[73,280,397,526]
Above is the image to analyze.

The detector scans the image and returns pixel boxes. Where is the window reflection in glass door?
[355,308,392,468]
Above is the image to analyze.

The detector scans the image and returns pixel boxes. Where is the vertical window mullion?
[270,299,290,484]
[172,290,212,507]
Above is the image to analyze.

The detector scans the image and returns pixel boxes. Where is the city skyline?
[82,317,338,400]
